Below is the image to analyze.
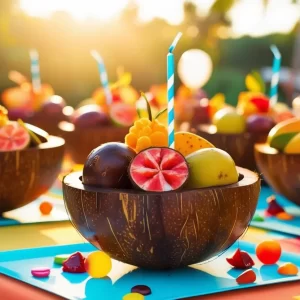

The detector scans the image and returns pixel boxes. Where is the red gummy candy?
[226,248,255,269]
[250,96,270,113]
[266,195,285,216]
[62,252,86,273]
[236,269,256,284]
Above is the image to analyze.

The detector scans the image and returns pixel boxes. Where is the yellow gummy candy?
[125,133,138,149]
[85,251,112,278]
[150,131,168,147]
[136,136,151,153]
[123,293,144,300]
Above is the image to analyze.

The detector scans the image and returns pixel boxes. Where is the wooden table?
[0,222,299,300]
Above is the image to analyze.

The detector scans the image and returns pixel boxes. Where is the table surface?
[0,221,299,300]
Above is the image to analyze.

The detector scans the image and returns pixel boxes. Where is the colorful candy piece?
[236,269,256,284]
[276,212,294,221]
[278,263,298,276]
[256,240,281,264]
[31,267,50,278]
[84,251,112,278]
[62,252,86,273]
[252,214,264,222]
[54,254,70,265]
[39,201,53,215]
[226,248,255,269]
[131,285,152,296]
[123,293,144,300]
[266,195,285,216]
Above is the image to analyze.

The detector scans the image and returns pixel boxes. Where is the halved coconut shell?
[63,167,260,269]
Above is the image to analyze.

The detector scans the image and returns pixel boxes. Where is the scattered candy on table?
[256,240,281,264]
[265,195,285,216]
[31,267,50,278]
[252,214,264,222]
[226,248,255,269]
[54,254,70,265]
[39,201,53,215]
[123,293,145,300]
[131,285,152,296]
[62,252,86,273]
[278,263,298,276]
[276,212,294,221]
[236,269,256,284]
[84,251,112,278]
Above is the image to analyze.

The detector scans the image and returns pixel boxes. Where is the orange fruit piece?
[39,201,53,215]
[236,269,256,284]
[276,212,294,221]
[256,240,281,265]
[278,262,298,276]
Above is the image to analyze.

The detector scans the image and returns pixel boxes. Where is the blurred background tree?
[0,0,299,107]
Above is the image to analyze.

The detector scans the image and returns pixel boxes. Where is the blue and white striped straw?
[269,45,281,106]
[91,50,112,106]
[29,49,41,93]
[167,32,182,149]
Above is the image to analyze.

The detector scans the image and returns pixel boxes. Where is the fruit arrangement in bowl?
[63,99,260,269]
[192,71,295,171]
[58,72,139,164]
[255,117,300,206]
[0,105,65,213]
[1,71,70,136]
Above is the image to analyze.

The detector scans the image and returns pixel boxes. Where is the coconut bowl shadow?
[255,144,300,206]
[58,121,129,164]
[0,124,65,213]
[63,167,260,269]
[193,124,268,171]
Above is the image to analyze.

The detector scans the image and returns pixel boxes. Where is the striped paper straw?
[29,49,41,93]
[91,50,112,106]
[269,45,281,106]
[167,32,182,148]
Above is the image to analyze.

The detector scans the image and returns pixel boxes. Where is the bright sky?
[20,0,300,37]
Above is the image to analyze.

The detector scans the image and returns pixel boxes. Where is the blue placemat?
[251,186,300,236]
[0,241,299,300]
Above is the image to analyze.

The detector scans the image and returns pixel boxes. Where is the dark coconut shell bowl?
[63,167,260,269]
[58,122,129,164]
[255,144,300,206]
[195,124,268,171]
[0,124,65,214]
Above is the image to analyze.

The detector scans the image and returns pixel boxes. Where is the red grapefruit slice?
[0,121,30,151]
[129,147,189,192]
[110,103,137,127]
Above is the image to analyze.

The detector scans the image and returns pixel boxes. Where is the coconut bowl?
[195,124,268,171]
[58,121,129,164]
[255,144,300,206]
[63,167,260,269]
[0,124,65,213]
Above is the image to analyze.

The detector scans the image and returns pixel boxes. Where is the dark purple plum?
[82,142,136,189]
[40,95,66,116]
[246,114,275,134]
[8,108,33,121]
[72,105,110,128]
[192,98,210,125]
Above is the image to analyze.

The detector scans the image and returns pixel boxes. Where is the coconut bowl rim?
[255,143,300,156]
[198,124,269,137]
[58,121,130,133]
[63,166,259,196]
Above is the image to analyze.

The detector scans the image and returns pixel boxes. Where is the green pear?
[186,148,239,189]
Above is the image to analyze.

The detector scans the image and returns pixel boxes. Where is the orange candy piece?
[256,240,281,265]
[39,201,53,215]
[236,269,256,284]
[278,263,298,276]
[276,212,294,221]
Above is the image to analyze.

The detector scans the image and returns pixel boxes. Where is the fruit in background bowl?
[246,114,275,134]
[255,117,300,205]
[0,105,65,213]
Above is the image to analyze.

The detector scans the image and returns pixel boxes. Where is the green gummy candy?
[54,254,70,265]
[252,214,264,222]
